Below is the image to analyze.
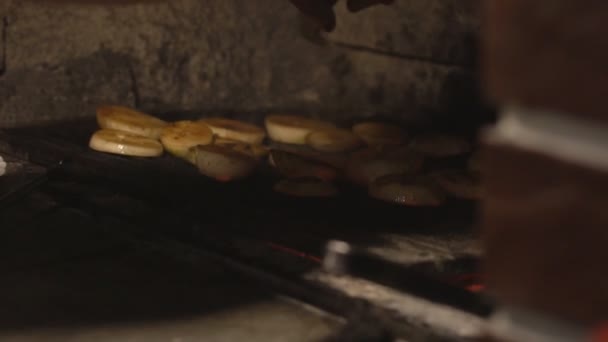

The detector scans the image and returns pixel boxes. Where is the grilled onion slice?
[250,144,270,158]
[96,105,167,139]
[345,146,423,186]
[409,134,471,157]
[369,174,446,207]
[269,150,338,181]
[200,118,266,145]
[214,137,269,159]
[0,156,6,176]
[268,143,348,170]
[192,145,257,182]
[432,169,483,200]
[89,129,164,157]
[352,122,406,146]
[274,178,338,198]
[160,121,214,159]
[265,115,335,145]
[306,128,362,153]
[468,152,481,173]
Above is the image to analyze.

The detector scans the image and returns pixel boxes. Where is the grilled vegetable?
[200,118,266,145]
[96,105,167,139]
[468,152,481,173]
[265,115,335,145]
[409,134,471,158]
[432,169,483,200]
[89,129,163,157]
[250,144,270,159]
[214,137,269,159]
[0,156,5,176]
[352,122,406,146]
[269,150,338,182]
[345,146,424,186]
[192,145,258,182]
[274,178,338,198]
[268,143,348,169]
[306,128,362,153]
[160,120,214,160]
[369,174,446,207]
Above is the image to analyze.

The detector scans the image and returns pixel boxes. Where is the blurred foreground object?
[483,0,608,122]
[480,0,608,335]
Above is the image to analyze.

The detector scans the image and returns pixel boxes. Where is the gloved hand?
[288,0,394,32]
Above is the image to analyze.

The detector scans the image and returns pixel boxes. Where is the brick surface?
[0,0,479,127]
[328,0,479,67]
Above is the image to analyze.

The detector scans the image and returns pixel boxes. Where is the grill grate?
[0,118,484,340]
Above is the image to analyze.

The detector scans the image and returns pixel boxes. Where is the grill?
[1,116,487,341]
[4,0,604,340]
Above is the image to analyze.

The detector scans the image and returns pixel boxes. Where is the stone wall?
[0,0,479,127]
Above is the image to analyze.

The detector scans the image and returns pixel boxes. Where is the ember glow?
[591,323,608,342]
[449,273,485,293]
[214,176,233,182]
[466,283,485,293]
[266,242,322,263]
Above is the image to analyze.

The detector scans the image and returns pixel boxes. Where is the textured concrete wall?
[0,0,478,127]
